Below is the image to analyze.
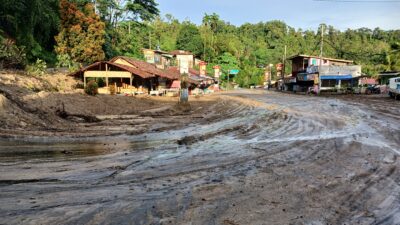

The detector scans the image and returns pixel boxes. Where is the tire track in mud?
[1,90,400,225]
[176,91,400,224]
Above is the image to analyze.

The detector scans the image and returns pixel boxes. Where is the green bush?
[56,53,79,72]
[26,59,47,76]
[85,80,98,96]
[97,78,105,87]
[75,83,84,89]
[0,37,26,69]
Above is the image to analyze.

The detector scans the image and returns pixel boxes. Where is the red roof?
[166,67,214,85]
[110,56,179,80]
[69,61,154,79]
[167,66,201,76]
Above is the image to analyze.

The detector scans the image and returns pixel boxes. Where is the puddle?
[0,138,171,160]
[0,141,114,159]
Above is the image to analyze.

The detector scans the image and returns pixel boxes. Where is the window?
[311,59,317,66]
[303,59,309,69]
[154,55,161,64]
[146,55,153,61]
[321,79,336,87]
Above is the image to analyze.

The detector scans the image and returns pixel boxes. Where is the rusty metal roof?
[110,56,179,80]
[68,61,154,79]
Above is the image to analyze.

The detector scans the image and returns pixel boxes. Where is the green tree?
[55,0,106,66]
[0,35,26,69]
[0,0,59,63]
[216,52,239,82]
[176,22,204,56]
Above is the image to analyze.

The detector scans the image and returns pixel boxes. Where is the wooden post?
[105,63,109,89]
[130,75,133,95]
[84,74,86,88]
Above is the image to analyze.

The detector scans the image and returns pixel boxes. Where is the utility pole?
[203,24,207,62]
[149,31,152,49]
[317,24,324,94]
[282,45,287,81]
[227,70,230,90]
[269,64,272,89]
[320,24,324,63]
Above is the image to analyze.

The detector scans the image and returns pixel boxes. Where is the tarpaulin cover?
[320,75,353,80]
[170,80,181,88]
[360,78,377,85]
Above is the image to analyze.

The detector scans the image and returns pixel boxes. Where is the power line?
[314,0,400,2]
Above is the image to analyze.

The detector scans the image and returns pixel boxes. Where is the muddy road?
[1,90,400,225]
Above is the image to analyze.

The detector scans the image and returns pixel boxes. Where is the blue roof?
[320,75,353,80]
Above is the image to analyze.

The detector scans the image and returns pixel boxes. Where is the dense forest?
[1,0,399,86]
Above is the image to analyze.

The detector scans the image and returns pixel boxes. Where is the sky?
[157,0,400,30]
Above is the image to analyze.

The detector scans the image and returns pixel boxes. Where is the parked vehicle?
[365,84,381,94]
[388,77,400,99]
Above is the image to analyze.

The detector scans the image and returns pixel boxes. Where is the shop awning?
[320,75,353,80]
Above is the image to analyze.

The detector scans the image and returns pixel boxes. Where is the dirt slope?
[0,71,229,138]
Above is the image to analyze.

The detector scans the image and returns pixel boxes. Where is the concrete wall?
[176,55,194,69]
[319,65,362,77]
[308,58,331,67]
[143,50,155,64]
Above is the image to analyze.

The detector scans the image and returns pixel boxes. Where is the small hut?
[110,56,179,91]
[70,57,180,94]
[70,61,154,94]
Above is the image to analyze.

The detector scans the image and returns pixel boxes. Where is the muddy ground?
[1,72,400,225]
[0,71,230,139]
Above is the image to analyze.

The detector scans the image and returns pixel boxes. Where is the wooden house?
[110,56,178,91]
[70,56,179,95]
[70,61,154,94]
[142,49,172,69]
[169,50,195,69]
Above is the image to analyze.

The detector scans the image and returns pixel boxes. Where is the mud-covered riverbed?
[1,90,400,225]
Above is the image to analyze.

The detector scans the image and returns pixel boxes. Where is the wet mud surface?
[1,90,400,225]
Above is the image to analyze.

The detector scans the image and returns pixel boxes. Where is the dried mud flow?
[1,90,400,225]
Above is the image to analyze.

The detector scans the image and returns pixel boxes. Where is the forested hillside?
[1,0,399,86]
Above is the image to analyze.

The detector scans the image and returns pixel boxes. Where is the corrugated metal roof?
[378,71,400,76]
[110,56,179,80]
[167,66,202,76]
[169,50,193,56]
[68,61,154,79]
[288,54,353,63]
[166,67,214,84]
